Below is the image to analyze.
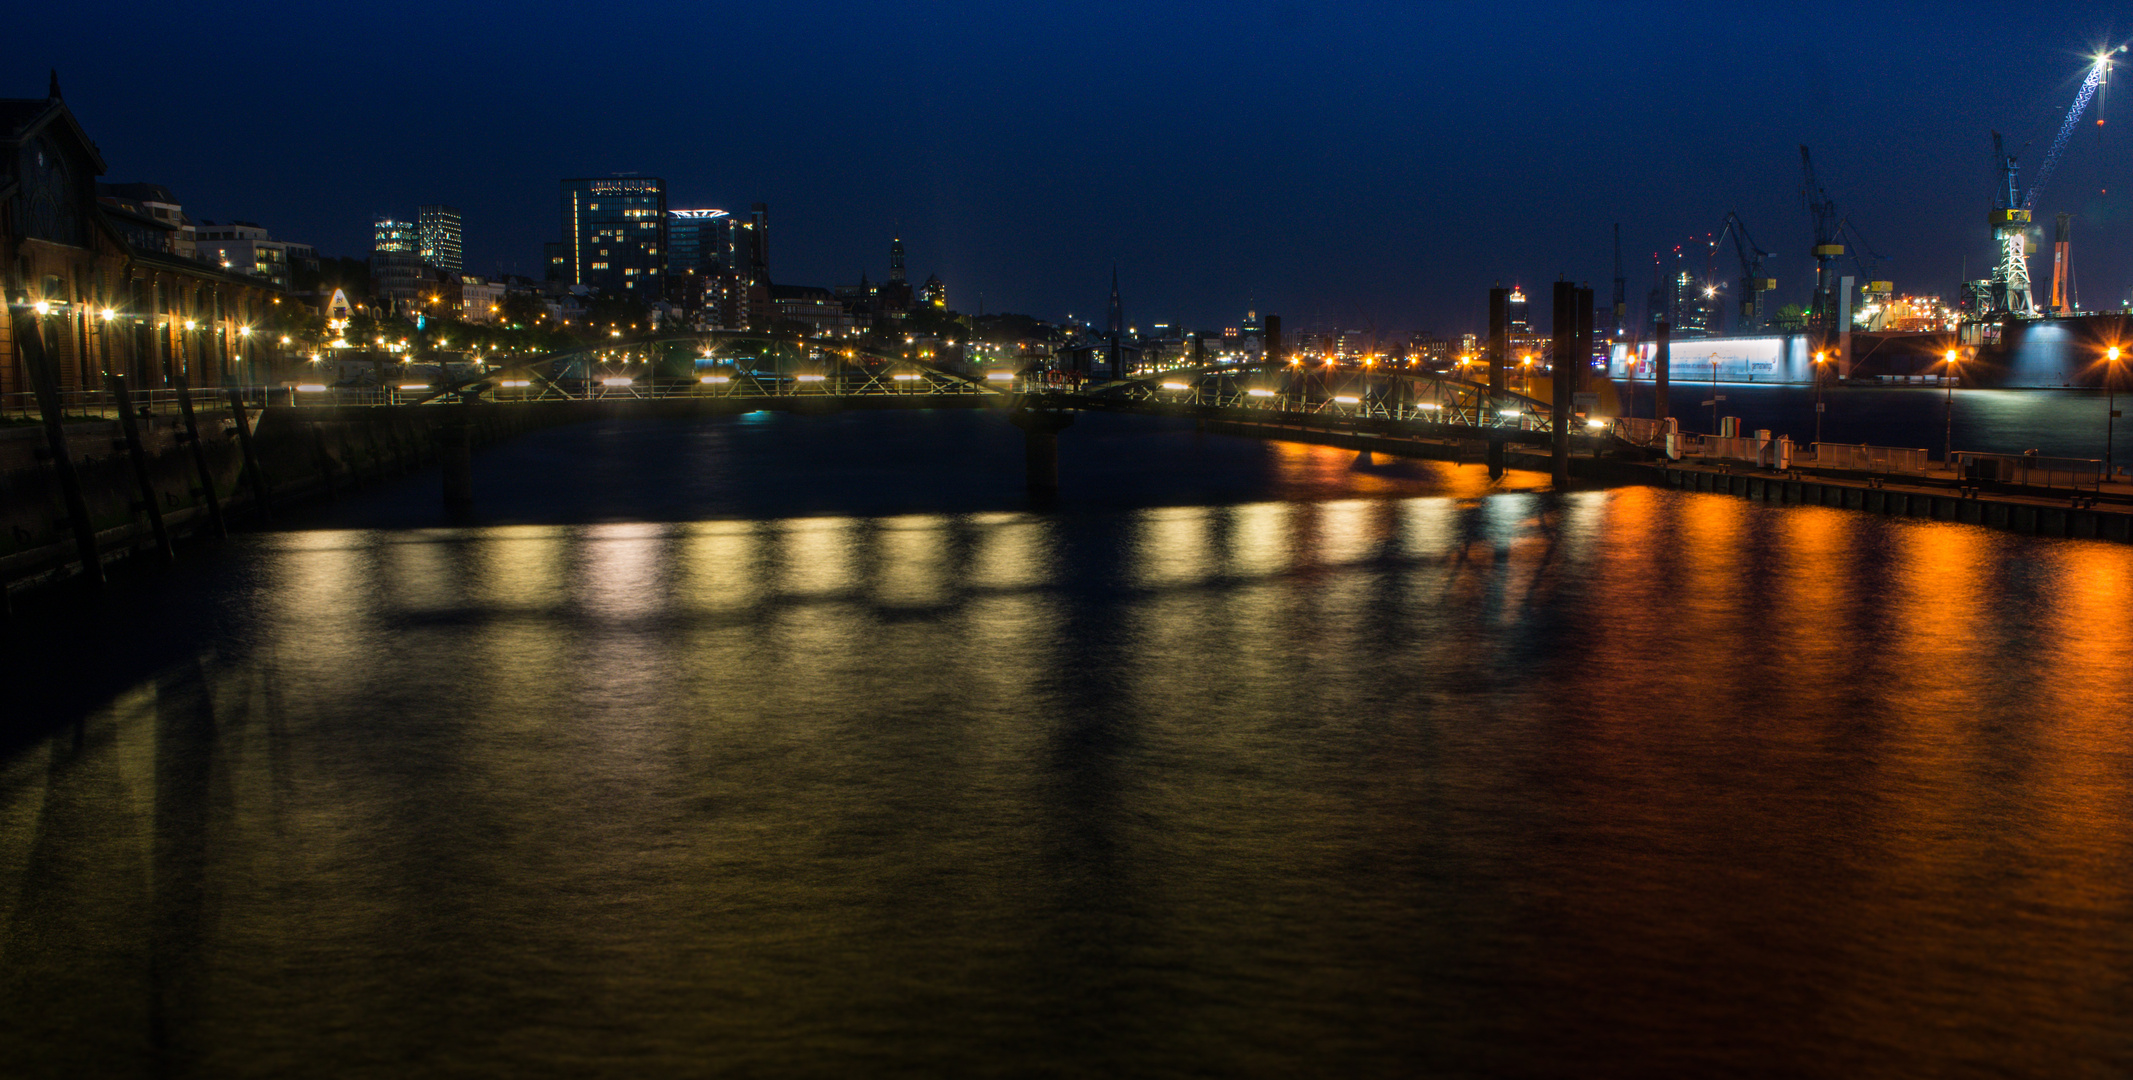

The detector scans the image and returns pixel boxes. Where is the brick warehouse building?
[2,75,281,399]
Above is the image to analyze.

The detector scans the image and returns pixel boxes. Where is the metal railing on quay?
[1950,451,2105,492]
[3,385,273,423]
[1808,442,1933,476]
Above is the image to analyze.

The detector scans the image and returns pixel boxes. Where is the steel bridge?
[8,350,1585,453]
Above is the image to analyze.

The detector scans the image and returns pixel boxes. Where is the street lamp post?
[1813,351,1827,448]
[1942,349,1959,468]
[2107,346,2123,477]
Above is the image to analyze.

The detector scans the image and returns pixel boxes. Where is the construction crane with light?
[1713,212,1774,333]
[2025,48,2118,211]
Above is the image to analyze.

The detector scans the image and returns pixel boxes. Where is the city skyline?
[15,3,2133,333]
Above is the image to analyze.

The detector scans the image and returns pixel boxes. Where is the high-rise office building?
[667,208,730,278]
[418,204,462,273]
[373,217,416,254]
[371,217,425,309]
[559,177,667,299]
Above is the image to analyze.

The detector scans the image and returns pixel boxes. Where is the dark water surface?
[4,411,2130,1078]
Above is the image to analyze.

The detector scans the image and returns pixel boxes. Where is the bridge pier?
[1010,408,1075,495]
[1550,282,1575,489]
[1487,285,1509,480]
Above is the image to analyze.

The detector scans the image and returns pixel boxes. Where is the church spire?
[48,69,62,101]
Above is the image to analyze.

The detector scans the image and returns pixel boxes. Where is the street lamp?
[1812,350,1828,448]
[1942,348,1960,466]
[2107,346,2123,476]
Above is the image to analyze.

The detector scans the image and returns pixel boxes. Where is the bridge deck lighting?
[892,374,922,381]
[32,300,51,315]
[1333,395,1360,404]
[295,384,328,392]
[701,375,731,384]
[1500,409,1522,417]
[599,377,634,387]
[1586,418,1606,429]
[985,371,1015,382]
[797,374,827,382]
[398,383,428,390]
[100,308,116,321]
[1417,402,1440,410]
[1160,381,1189,390]
[1247,388,1277,397]
[500,380,531,387]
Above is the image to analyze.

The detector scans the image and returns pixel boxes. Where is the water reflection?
[4,482,2133,1077]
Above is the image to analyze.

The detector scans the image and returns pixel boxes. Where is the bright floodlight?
[600,377,633,387]
[985,371,1015,381]
[797,374,827,382]
[701,375,731,384]
[1333,395,1360,404]
[295,384,328,392]
[1160,381,1189,390]
[1246,388,1277,397]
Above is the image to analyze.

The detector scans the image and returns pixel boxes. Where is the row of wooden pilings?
[2,300,555,608]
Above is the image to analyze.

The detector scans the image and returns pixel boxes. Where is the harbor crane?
[1713,212,1774,333]
[1799,146,1850,335]
[1988,131,2036,317]
[1973,49,2120,320]
[2025,49,2118,210]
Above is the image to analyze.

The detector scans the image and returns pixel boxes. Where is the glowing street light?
[1941,348,1961,464]
[2106,345,2124,475]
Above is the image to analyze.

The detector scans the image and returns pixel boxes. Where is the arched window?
[19,135,86,247]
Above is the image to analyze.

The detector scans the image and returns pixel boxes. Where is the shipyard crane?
[1612,224,1627,339]
[1799,146,1848,334]
[1988,131,2036,317]
[2025,49,2119,210]
[1713,212,1774,332]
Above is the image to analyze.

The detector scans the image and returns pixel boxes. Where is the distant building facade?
[558,177,666,299]
[418,204,462,274]
[370,217,425,310]
[190,220,314,290]
[2,80,283,396]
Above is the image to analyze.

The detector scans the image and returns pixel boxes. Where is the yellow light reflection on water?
[577,522,670,620]
[1135,505,1214,586]
[472,525,565,610]
[1226,502,1290,578]
[779,517,858,597]
[967,513,1047,590]
[875,515,950,607]
[679,520,763,612]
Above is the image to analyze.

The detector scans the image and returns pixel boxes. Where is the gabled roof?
[0,94,108,175]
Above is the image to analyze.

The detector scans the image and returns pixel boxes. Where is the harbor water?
[3,409,2129,1077]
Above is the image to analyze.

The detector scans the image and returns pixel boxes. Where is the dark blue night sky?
[14,2,2132,334]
